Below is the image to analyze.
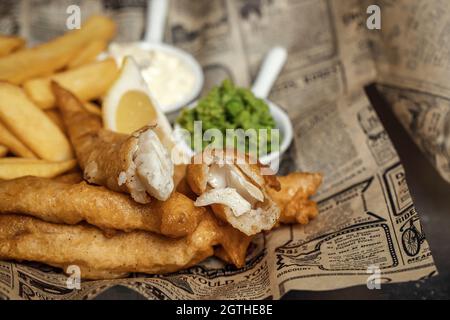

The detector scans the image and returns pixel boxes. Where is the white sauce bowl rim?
[105,41,204,114]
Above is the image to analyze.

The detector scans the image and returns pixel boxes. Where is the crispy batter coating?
[173,164,187,187]
[214,222,253,268]
[53,83,138,194]
[53,171,84,184]
[176,176,197,200]
[267,172,322,225]
[0,214,219,279]
[0,176,203,238]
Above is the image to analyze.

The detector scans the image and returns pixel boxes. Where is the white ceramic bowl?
[173,99,293,167]
[103,42,204,115]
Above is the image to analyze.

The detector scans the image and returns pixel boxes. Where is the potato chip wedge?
[0,158,48,164]
[0,121,36,158]
[44,109,66,133]
[0,83,73,161]
[0,158,76,179]
[0,145,7,157]
[24,59,118,109]
[0,16,116,84]
[0,35,25,57]
[83,101,102,116]
[68,39,107,69]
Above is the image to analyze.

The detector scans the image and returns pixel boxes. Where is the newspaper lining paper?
[0,0,440,300]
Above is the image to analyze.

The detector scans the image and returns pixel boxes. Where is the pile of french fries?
[0,16,117,180]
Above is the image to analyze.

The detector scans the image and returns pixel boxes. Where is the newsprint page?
[0,0,442,299]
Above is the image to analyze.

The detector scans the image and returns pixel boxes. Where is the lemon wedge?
[102,56,172,138]
[115,90,157,133]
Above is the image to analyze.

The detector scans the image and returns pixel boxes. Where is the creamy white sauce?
[109,43,196,109]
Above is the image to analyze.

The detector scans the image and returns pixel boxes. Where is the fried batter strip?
[267,172,322,224]
[0,214,218,279]
[0,176,203,238]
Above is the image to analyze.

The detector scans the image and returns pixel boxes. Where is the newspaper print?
[0,0,438,299]
[370,0,450,182]
[233,0,377,115]
[0,0,21,35]
[376,85,450,183]
[167,0,251,89]
[17,0,146,44]
[273,90,435,294]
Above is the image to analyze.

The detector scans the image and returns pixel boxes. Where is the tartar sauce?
[109,43,196,109]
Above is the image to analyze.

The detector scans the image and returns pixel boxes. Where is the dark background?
[95,85,450,300]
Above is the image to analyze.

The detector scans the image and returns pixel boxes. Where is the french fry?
[44,109,66,133]
[0,145,7,157]
[0,121,36,158]
[0,158,76,179]
[0,16,116,84]
[23,59,118,109]
[0,83,73,161]
[67,39,107,69]
[83,101,102,116]
[0,157,48,163]
[0,35,25,57]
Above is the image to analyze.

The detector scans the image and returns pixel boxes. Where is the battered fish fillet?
[0,176,204,238]
[212,172,322,267]
[176,176,197,200]
[53,83,174,203]
[0,214,219,279]
[267,172,322,225]
[187,148,281,236]
[53,171,84,184]
[213,223,253,268]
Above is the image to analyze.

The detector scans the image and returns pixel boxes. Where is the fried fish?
[267,172,322,225]
[186,148,281,236]
[0,176,204,238]
[0,214,217,279]
[53,82,174,203]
